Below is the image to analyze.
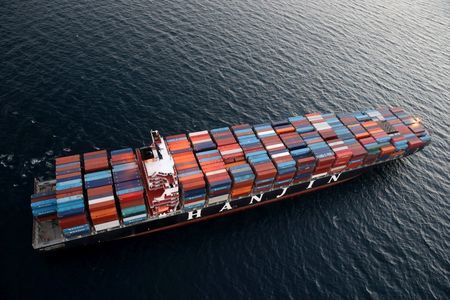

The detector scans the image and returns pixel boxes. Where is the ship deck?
[32,180,65,250]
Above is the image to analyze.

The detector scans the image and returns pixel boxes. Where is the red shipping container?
[56,171,82,180]
[59,214,88,229]
[118,191,144,202]
[89,200,116,211]
[56,187,83,197]
[55,155,80,165]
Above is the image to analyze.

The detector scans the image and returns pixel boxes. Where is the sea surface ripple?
[0,0,449,298]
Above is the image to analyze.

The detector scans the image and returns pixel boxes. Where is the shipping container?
[55,155,90,237]
[210,127,238,146]
[83,150,109,173]
[188,131,216,152]
[196,150,231,204]
[30,191,57,217]
[111,150,148,223]
[229,163,255,199]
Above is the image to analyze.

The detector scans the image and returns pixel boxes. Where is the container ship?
[31,107,430,251]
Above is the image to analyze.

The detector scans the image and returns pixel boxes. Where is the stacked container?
[165,134,191,154]
[110,149,147,225]
[188,131,216,152]
[233,124,277,193]
[337,113,370,169]
[359,121,392,164]
[288,116,315,134]
[300,130,335,176]
[293,156,316,183]
[306,112,362,174]
[389,124,423,155]
[390,108,430,152]
[233,124,264,160]
[279,132,307,150]
[269,150,296,188]
[211,127,245,165]
[30,190,57,219]
[358,136,382,164]
[210,127,237,146]
[247,155,277,193]
[338,109,414,166]
[390,107,415,125]
[279,131,312,183]
[83,150,109,173]
[367,108,400,161]
[195,150,231,205]
[307,113,338,141]
[286,116,317,182]
[321,114,355,172]
[55,155,90,237]
[326,138,353,173]
[218,143,245,166]
[342,138,368,169]
[254,124,276,139]
[110,148,136,165]
[347,123,371,140]
[375,107,397,122]
[384,112,407,155]
[83,151,121,230]
[323,114,355,141]
[260,134,285,154]
[232,124,264,157]
[271,120,295,135]
[166,134,206,211]
[259,128,296,188]
[175,151,206,210]
[229,163,255,199]
[86,185,120,231]
[352,111,372,122]
[362,120,391,144]
[84,169,113,189]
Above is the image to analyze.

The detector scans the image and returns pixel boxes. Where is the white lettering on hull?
[219,202,232,212]
[187,209,202,220]
[276,188,288,198]
[186,173,344,221]
[328,173,342,183]
[249,194,263,205]
[306,180,316,189]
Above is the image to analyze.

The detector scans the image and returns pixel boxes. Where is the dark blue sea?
[1,0,449,298]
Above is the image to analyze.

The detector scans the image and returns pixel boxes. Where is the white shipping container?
[220,148,242,155]
[189,131,209,137]
[94,220,120,231]
[88,195,115,205]
[208,194,229,205]
[271,151,290,158]
[333,146,349,152]
[266,143,284,150]
[328,140,345,147]
[257,130,275,137]
[307,116,323,121]
[205,169,227,176]
[193,138,212,144]
[314,123,331,130]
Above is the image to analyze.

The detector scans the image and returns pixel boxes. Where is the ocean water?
[0,0,449,298]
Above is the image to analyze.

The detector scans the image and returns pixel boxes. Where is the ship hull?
[35,166,368,251]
